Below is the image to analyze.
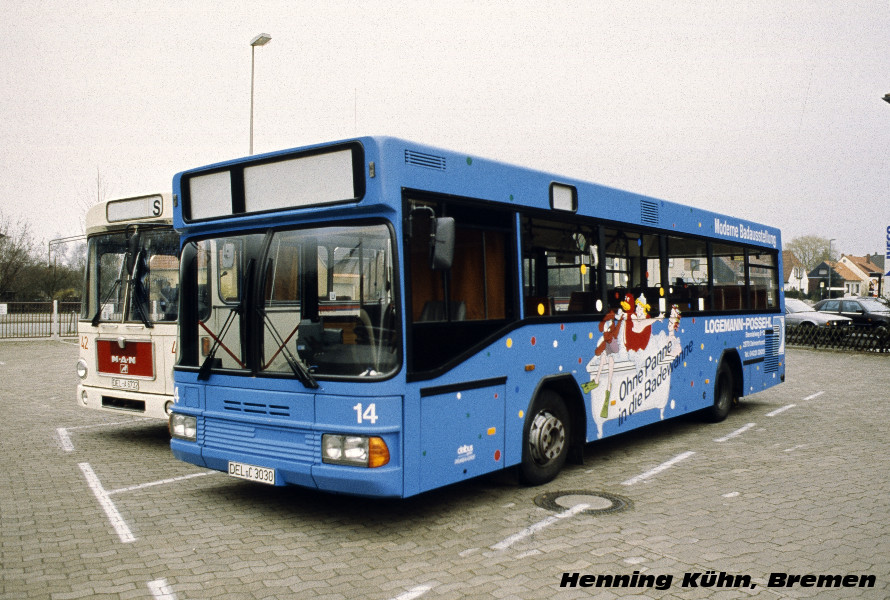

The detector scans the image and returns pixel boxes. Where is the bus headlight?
[322,434,390,468]
[170,413,197,441]
[76,359,88,379]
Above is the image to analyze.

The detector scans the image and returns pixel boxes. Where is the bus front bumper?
[170,435,404,498]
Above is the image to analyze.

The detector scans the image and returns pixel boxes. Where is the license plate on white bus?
[111,378,139,391]
[228,461,276,485]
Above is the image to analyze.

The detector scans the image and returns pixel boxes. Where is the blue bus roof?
[172,135,780,250]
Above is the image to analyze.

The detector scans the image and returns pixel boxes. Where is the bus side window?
[666,236,709,313]
[712,243,745,312]
[747,250,779,310]
[522,216,598,316]
[602,227,660,312]
[408,199,515,374]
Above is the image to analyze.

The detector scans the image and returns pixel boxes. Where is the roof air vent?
[640,200,659,225]
[405,149,446,171]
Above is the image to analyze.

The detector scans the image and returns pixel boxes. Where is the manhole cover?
[534,490,632,515]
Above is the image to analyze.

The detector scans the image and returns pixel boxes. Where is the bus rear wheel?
[519,390,570,485]
[705,363,735,422]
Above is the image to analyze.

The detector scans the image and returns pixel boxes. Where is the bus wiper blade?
[286,349,319,389]
[91,279,121,327]
[260,311,318,389]
[197,306,239,380]
[198,259,254,381]
[91,248,129,327]
[127,249,154,329]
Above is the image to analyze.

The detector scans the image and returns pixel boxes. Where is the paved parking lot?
[1,340,888,599]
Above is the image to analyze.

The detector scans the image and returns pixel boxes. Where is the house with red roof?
[838,254,884,297]
[807,260,862,299]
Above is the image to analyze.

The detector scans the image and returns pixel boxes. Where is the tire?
[519,390,570,485]
[705,362,735,422]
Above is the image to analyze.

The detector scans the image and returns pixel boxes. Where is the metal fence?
[3,303,888,353]
[785,323,890,353]
[0,301,81,340]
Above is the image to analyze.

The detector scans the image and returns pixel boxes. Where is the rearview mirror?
[430,217,455,270]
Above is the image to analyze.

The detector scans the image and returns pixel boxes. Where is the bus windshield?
[181,222,398,381]
[81,228,180,325]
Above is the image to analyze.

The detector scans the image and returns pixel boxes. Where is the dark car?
[784,298,851,328]
[812,297,890,333]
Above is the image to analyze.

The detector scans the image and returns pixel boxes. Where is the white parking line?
[803,391,825,401]
[713,423,756,443]
[57,428,74,452]
[107,472,214,495]
[621,450,695,485]
[490,502,590,551]
[390,584,433,600]
[56,418,153,453]
[147,578,177,600]
[78,462,136,543]
[766,404,796,416]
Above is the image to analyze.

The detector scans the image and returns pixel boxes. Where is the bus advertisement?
[76,194,181,420]
[168,137,784,497]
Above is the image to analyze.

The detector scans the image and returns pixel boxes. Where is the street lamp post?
[249,33,272,155]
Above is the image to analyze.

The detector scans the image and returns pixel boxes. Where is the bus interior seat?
[419,301,466,322]
[567,291,597,314]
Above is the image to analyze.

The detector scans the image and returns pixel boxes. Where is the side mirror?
[125,231,142,275]
[430,217,455,270]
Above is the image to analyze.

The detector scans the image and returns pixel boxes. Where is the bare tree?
[0,211,38,299]
[785,235,837,271]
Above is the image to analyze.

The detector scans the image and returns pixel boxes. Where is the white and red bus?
[76,194,180,420]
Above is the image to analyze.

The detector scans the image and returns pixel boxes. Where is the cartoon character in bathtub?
[584,292,673,436]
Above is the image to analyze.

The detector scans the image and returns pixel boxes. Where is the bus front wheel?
[519,390,570,485]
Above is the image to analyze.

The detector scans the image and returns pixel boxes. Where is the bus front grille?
[203,418,317,464]
[223,399,291,417]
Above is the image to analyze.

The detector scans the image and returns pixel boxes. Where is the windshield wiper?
[127,248,153,329]
[259,259,318,389]
[91,250,128,327]
[90,278,121,327]
[261,313,319,389]
[198,259,254,380]
[90,232,153,328]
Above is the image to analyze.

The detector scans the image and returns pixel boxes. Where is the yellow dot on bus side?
[701,343,705,350]
[580,264,587,275]
[506,338,513,348]
[518,410,524,418]
[589,332,594,339]
[659,287,664,297]
[537,303,545,316]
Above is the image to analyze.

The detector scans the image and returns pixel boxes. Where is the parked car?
[812,297,890,332]
[784,298,851,328]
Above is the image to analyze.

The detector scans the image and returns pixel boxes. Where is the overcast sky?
[2,1,888,259]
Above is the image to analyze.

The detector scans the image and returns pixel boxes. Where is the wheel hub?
[528,410,566,464]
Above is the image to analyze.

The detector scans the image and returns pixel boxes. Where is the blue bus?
[169,137,784,497]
